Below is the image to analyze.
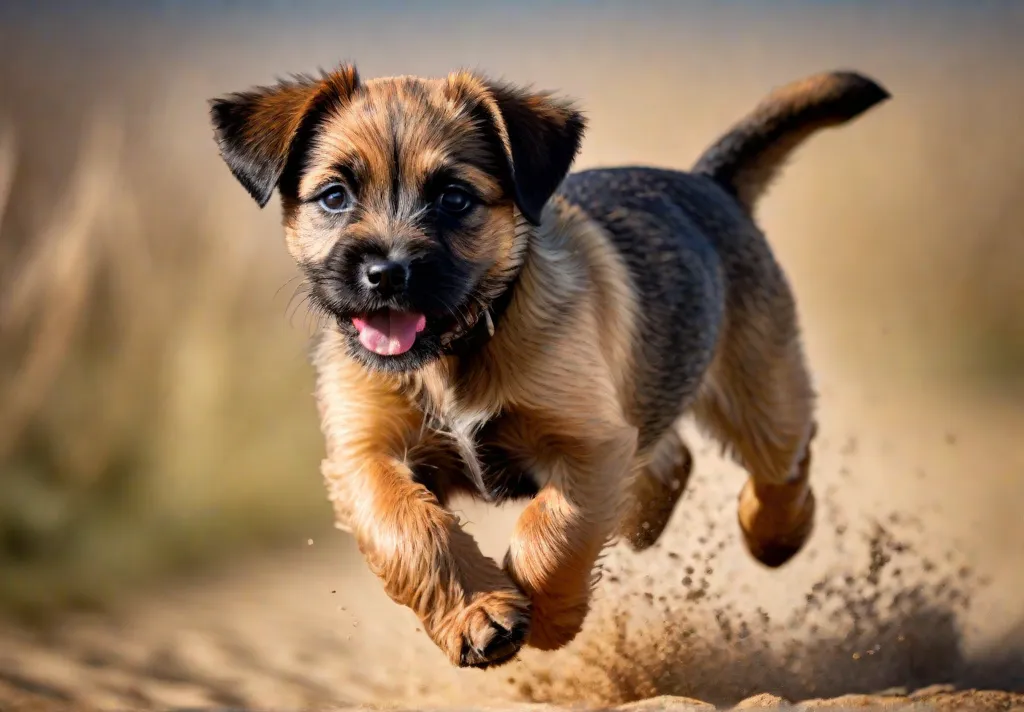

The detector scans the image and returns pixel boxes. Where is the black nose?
[362,259,408,297]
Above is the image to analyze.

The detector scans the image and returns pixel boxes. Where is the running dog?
[209,66,889,668]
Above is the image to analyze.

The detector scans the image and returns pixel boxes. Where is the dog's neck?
[405,198,598,419]
[440,268,521,359]
[439,207,533,359]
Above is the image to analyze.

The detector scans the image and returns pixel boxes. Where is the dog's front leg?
[502,422,637,651]
[315,343,531,668]
[323,455,531,667]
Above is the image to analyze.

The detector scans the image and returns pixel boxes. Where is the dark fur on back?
[558,168,728,450]
[559,70,890,453]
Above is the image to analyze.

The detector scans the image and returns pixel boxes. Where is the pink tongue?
[352,310,427,356]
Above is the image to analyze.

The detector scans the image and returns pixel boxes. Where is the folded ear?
[209,64,360,208]
[447,73,586,225]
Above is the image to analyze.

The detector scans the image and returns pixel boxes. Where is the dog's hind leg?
[691,276,818,568]
[619,425,694,551]
[685,71,890,567]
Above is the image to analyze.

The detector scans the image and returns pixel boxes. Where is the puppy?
[209,66,889,668]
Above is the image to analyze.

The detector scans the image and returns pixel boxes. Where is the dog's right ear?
[209,64,361,208]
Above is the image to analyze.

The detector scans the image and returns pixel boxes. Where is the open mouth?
[351,309,427,356]
[350,302,490,358]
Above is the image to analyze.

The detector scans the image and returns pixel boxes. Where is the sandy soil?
[1,376,1022,712]
[0,537,1021,712]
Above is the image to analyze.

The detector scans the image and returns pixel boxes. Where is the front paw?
[435,589,531,669]
[523,592,590,651]
[503,540,595,651]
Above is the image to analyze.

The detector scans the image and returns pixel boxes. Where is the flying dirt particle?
[307,538,314,545]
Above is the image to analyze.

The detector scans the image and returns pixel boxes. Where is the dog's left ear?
[209,64,361,208]
[448,74,586,225]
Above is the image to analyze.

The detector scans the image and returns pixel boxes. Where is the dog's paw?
[620,480,682,552]
[524,593,590,652]
[737,478,815,568]
[447,590,531,669]
[620,453,693,552]
[619,431,693,552]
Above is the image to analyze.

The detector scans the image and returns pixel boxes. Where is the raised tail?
[692,70,891,214]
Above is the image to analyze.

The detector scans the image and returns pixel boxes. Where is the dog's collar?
[440,270,520,358]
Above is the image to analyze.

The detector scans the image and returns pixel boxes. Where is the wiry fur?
[209,65,889,668]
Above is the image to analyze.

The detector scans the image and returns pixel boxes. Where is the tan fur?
[209,64,889,668]
[691,294,819,567]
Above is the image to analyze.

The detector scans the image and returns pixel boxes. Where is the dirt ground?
[0,542,1021,712]
[1,380,1022,712]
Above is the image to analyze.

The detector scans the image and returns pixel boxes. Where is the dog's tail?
[692,70,890,214]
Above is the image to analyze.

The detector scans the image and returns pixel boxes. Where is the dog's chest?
[418,394,539,504]
[470,414,540,502]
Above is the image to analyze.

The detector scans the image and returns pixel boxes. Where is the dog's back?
[558,71,890,452]
[559,168,732,450]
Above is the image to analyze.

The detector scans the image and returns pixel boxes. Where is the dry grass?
[0,76,333,620]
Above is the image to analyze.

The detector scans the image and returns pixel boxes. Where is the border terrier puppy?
[209,66,889,668]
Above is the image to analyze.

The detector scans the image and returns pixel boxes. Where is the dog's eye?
[436,187,475,215]
[318,186,351,214]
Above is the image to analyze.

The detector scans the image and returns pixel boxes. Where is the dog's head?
[209,64,585,373]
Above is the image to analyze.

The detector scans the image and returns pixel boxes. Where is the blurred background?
[0,1,1022,710]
